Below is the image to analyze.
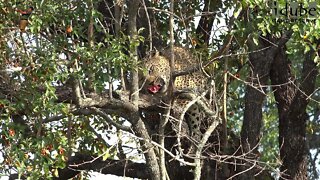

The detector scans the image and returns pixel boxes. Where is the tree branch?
[53,154,150,179]
[128,1,161,180]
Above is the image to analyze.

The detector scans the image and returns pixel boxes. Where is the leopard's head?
[142,52,170,95]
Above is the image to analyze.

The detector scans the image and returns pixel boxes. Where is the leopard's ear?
[154,48,159,57]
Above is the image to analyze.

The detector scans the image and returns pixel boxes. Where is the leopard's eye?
[148,66,155,74]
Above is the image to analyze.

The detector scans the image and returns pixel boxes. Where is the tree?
[0,0,319,179]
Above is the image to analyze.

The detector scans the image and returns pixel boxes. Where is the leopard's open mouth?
[147,84,162,94]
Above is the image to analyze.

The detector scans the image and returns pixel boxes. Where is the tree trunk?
[270,46,318,179]
[128,1,161,180]
[239,38,274,179]
[195,0,221,48]
[239,33,290,179]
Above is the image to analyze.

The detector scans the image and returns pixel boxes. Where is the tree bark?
[239,41,273,180]
[195,0,221,48]
[54,154,150,179]
[270,45,318,179]
[128,1,161,180]
[239,32,291,179]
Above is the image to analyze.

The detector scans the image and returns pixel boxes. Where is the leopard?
[141,46,210,143]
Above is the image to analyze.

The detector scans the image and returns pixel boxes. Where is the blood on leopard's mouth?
[148,84,162,94]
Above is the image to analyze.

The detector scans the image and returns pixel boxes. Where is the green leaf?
[53,168,59,177]
[252,35,259,46]
[102,150,111,161]
[313,55,319,63]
